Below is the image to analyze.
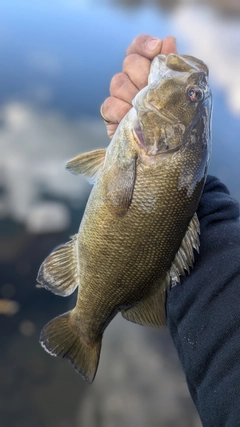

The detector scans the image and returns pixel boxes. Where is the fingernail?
[146,38,161,52]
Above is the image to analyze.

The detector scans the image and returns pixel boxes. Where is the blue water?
[0,3,173,115]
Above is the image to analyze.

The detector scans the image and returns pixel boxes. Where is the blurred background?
[1,0,240,426]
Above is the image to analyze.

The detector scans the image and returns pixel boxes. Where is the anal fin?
[37,235,79,297]
[121,281,167,327]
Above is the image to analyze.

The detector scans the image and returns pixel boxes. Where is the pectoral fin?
[66,149,106,183]
[107,155,137,217]
[37,235,79,297]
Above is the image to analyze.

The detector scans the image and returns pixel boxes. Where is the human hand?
[101,34,177,138]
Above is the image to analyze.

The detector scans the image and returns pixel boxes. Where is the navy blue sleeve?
[167,175,240,427]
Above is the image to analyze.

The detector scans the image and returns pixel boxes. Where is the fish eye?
[188,87,204,102]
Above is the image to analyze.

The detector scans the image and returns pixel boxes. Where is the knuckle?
[119,102,131,118]
[110,73,128,94]
[123,54,150,89]
[102,97,131,126]
[123,54,139,72]
[134,34,150,46]
[103,96,114,111]
[129,34,149,52]
[107,124,118,139]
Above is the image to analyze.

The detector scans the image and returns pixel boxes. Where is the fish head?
[132,53,212,156]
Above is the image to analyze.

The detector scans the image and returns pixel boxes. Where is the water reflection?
[110,0,240,16]
[1,1,240,426]
[173,5,240,115]
[0,101,106,224]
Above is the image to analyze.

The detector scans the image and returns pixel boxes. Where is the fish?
[37,53,212,383]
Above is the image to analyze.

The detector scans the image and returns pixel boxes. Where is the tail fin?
[40,310,102,383]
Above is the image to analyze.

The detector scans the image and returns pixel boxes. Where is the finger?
[106,123,118,139]
[161,36,178,54]
[126,34,163,59]
[102,97,132,139]
[123,54,151,90]
[101,96,131,125]
[110,72,139,105]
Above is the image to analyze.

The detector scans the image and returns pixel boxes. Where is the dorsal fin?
[121,213,200,327]
[66,149,106,183]
[169,213,200,285]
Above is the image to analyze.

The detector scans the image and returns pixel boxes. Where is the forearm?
[167,175,240,426]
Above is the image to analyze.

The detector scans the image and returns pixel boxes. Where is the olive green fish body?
[75,132,207,340]
[38,53,212,382]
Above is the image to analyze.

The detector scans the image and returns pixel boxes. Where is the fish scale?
[37,53,212,382]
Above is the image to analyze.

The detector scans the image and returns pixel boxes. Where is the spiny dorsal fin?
[40,310,102,383]
[37,235,79,297]
[66,149,106,183]
[169,212,200,285]
[121,280,167,327]
[121,214,200,326]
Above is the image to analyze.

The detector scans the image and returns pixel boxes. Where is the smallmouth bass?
[37,53,212,383]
